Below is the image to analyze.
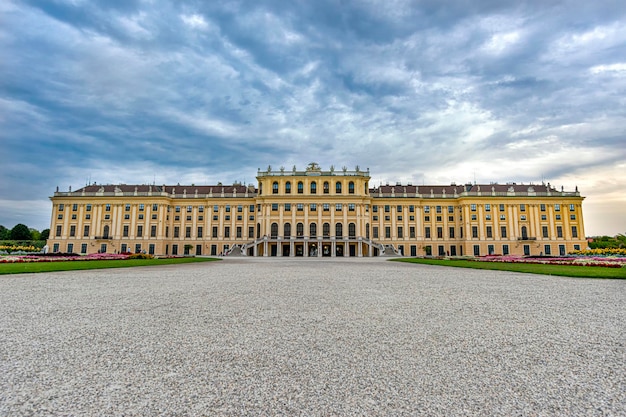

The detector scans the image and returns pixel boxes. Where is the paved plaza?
[1,257,624,416]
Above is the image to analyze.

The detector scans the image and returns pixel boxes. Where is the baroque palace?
[47,163,587,257]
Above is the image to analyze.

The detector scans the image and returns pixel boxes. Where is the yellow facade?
[47,164,587,257]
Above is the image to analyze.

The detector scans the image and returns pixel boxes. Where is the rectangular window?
[83,225,90,237]
[485,214,491,220]
[472,226,478,238]
[212,226,218,238]
[485,204,491,212]
[410,226,416,238]
[372,205,378,213]
[520,204,526,212]
[323,204,330,211]
[81,243,87,254]
[151,225,157,237]
[424,206,430,213]
[285,203,291,211]
[237,205,242,212]
[126,204,131,211]
[335,204,342,211]
[214,205,219,212]
[500,226,507,238]
[555,204,561,212]
[124,214,130,220]
[224,226,230,238]
[542,226,549,238]
[297,204,304,211]
[58,214,63,220]
[139,204,145,211]
[541,215,547,221]
[187,206,192,213]
[165,226,169,238]
[272,203,279,211]
[499,204,505,212]
[152,214,157,220]
[556,214,561,220]
[486,226,492,238]
[248,226,254,238]
[500,214,506,221]
[540,204,546,212]
[385,227,391,238]
[135,244,142,253]
[105,204,111,212]
[58,204,64,212]
[503,244,509,255]
[520,215,526,221]
[186,227,191,238]
[569,204,575,212]
[153,204,159,211]
[137,225,143,237]
[138,214,144,220]
[174,226,180,238]
[437,227,443,239]
[397,205,403,213]
[197,226,203,238]
[348,204,355,212]
[571,226,578,238]
[436,206,442,213]
[236,227,242,238]
[425,227,431,239]
[448,206,454,214]
[72,204,78,211]
[449,227,455,239]
[86,204,92,212]
[310,203,317,212]
[69,225,76,237]
[409,205,415,213]
[384,205,390,213]
[225,205,231,213]
[398,226,403,238]
[373,227,379,239]
[557,226,563,238]
[570,214,576,220]
[471,204,477,212]
[123,225,129,237]
[544,245,551,255]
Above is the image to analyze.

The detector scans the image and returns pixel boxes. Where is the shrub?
[128,253,154,260]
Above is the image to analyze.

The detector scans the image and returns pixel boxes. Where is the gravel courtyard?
[0,257,624,416]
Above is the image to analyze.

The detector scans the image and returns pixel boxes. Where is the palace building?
[47,163,587,257]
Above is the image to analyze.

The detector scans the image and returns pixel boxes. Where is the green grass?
[0,257,220,275]
[391,258,626,279]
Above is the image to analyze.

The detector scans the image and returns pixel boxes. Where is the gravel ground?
[0,257,624,416]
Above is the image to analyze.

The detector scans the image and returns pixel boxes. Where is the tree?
[0,225,9,240]
[40,229,50,241]
[30,228,41,240]
[10,224,32,240]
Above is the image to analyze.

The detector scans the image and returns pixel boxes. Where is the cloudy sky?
[1,0,625,236]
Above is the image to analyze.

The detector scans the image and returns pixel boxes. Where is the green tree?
[10,223,32,240]
[30,228,41,240]
[0,225,9,240]
[40,229,50,241]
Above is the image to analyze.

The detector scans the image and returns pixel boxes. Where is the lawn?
[0,257,220,275]
[392,258,626,279]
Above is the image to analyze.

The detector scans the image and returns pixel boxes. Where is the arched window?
[297,181,304,194]
[257,223,261,239]
[335,223,343,238]
[310,181,317,194]
[285,181,291,194]
[366,223,370,239]
[323,223,330,237]
[348,181,355,194]
[310,223,317,237]
[323,181,330,194]
[272,181,278,194]
[521,226,528,239]
[103,225,110,238]
[336,181,342,194]
[271,223,279,238]
[297,222,304,237]
[349,223,356,237]
[284,223,291,237]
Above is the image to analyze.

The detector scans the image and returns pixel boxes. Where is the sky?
[1,0,625,236]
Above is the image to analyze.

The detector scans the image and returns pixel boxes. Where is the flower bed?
[476,255,626,268]
[0,253,131,263]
